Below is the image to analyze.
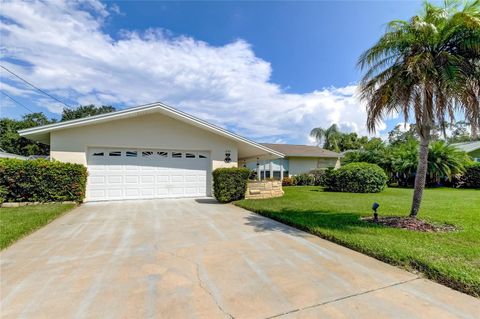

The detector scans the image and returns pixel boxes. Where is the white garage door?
[87,148,209,201]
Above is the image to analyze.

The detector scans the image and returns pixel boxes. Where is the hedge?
[212,167,251,203]
[458,163,480,188]
[293,173,315,186]
[325,162,388,193]
[0,158,88,203]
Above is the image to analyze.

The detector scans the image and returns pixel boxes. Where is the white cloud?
[0,0,387,143]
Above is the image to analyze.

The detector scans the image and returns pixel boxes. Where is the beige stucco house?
[20,102,283,202]
[242,143,341,178]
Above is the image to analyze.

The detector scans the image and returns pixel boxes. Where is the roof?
[0,151,28,160]
[451,141,480,153]
[261,143,341,158]
[19,102,284,159]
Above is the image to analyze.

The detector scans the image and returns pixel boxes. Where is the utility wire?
[1,90,34,113]
[0,65,72,109]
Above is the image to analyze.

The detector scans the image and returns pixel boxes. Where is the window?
[126,151,137,157]
[109,151,121,157]
[157,151,168,157]
[185,153,195,158]
[172,152,182,158]
[142,151,153,157]
[92,152,104,157]
[198,154,207,159]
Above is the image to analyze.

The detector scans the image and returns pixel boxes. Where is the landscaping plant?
[358,0,480,216]
[212,167,251,203]
[0,158,87,203]
[325,162,388,193]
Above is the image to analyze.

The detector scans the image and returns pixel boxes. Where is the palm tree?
[428,141,469,184]
[358,0,480,217]
[310,124,341,151]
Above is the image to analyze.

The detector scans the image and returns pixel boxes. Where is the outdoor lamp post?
[372,202,379,222]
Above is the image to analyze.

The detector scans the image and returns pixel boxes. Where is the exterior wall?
[289,157,340,175]
[245,158,289,174]
[244,156,340,177]
[50,113,238,196]
[468,149,480,162]
[245,180,283,199]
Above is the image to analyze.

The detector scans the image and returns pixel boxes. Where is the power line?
[0,64,72,109]
[0,90,34,113]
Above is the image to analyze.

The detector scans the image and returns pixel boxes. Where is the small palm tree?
[310,124,341,151]
[428,141,469,184]
[358,0,480,217]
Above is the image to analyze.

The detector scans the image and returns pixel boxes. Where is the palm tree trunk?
[471,120,478,140]
[410,133,430,217]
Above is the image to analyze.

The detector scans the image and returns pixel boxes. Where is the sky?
[0,0,426,144]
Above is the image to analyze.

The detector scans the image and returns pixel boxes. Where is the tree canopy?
[1,105,115,156]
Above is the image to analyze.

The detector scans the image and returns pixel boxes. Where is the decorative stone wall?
[245,180,284,199]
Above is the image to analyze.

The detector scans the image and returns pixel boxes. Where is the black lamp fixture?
[372,202,380,222]
[224,150,231,163]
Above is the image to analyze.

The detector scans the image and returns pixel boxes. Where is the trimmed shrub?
[309,169,330,186]
[0,158,87,202]
[294,173,315,186]
[325,162,388,193]
[212,167,251,203]
[0,185,6,204]
[282,177,295,186]
[458,163,480,188]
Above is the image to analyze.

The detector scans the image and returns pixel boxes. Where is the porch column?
[269,161,273,180]
[280,159,284,180]
[262,160,266,180]
[256,157,261,181]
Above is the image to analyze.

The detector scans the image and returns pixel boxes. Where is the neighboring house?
[242,143,341,179]
[19,102,284,202]
[451,141,480,162]
[0,149,28,160]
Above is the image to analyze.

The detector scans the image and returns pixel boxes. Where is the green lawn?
[236,187,480,297]
[0,204,75,249]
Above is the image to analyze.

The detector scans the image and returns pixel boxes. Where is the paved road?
[1,199,478,318]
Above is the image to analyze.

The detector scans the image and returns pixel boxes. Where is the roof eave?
[19,101,284,158]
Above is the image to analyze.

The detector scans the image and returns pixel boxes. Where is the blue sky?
[0,1,424,143]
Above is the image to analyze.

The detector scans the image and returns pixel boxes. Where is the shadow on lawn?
[243,208,383,236]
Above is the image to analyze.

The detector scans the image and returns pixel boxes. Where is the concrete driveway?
[1,199,478,318]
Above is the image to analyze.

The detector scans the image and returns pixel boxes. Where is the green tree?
[448,121,473,143]
[61,105,116,121]
[358,0,480,217]
[0,113,56,156]
[427,140,470,184]
[310,124,341,151]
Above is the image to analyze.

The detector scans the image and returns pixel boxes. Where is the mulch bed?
[362,216,458,232]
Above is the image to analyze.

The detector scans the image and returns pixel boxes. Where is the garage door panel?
[184,175,197,182]
[156,175,169,182]
[87,148,209,201]
[107,176,123,184]
[140,175,155,184]
[140,188,155,196]
[107,188,123,197]
[125,176,139,184]
[89,176,105,184]
[126,188,140,197]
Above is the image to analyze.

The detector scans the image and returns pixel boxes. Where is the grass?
[236,186,480,297]
[0,203,76,250]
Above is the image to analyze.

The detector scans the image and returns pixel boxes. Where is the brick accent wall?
[245,180,284,199]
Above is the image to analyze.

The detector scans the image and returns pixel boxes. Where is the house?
[242,143,341,179]
[19,102,284,202]
[0,149,28,160]
[451,141,480,162]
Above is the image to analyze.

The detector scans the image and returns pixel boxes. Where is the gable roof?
[19,102,284,158]
[451,141,480,153]
[261,143,340,158]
